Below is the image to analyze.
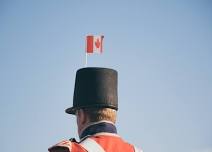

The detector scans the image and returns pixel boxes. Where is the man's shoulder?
[48,135,143,152]
[48,139,86,152]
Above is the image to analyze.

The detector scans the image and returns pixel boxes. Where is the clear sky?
[0,0,212,152]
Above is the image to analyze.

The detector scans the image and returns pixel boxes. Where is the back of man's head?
[83,108,117,124]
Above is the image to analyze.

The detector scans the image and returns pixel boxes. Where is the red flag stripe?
[86,36,93,53]
[100,36,104,53]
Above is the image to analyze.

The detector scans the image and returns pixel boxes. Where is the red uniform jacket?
[48,122,142,152]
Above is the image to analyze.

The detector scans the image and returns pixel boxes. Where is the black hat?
[65,67,118,115]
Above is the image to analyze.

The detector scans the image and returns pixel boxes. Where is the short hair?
[82,108,117,124]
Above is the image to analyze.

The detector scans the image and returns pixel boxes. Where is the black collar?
[80,122,117,139]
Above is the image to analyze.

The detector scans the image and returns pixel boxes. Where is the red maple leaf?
[95,38,101,48]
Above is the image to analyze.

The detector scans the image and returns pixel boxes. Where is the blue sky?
[0,0,212,152]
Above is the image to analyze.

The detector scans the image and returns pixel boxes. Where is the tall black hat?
[65,67,118,115]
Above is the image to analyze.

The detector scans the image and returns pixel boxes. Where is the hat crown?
[66,67,118,114]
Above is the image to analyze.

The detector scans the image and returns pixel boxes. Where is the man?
[48,67,142,152]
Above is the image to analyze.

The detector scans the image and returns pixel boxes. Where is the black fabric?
[80,122,117,139]
[66,67,118,114]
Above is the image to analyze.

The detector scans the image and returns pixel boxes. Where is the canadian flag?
[86,35,104,54]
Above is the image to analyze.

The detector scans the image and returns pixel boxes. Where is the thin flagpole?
[85,52,87,67]
[84,37,87,67]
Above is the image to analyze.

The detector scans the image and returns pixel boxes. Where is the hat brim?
[65,107,77,115]
[65,104,118,115]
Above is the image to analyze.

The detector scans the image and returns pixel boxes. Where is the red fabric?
[72,135,134,152]
[90,135,134,152]
[49,135,134,152]
[86,36,94,53]
[71,142,86,152]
